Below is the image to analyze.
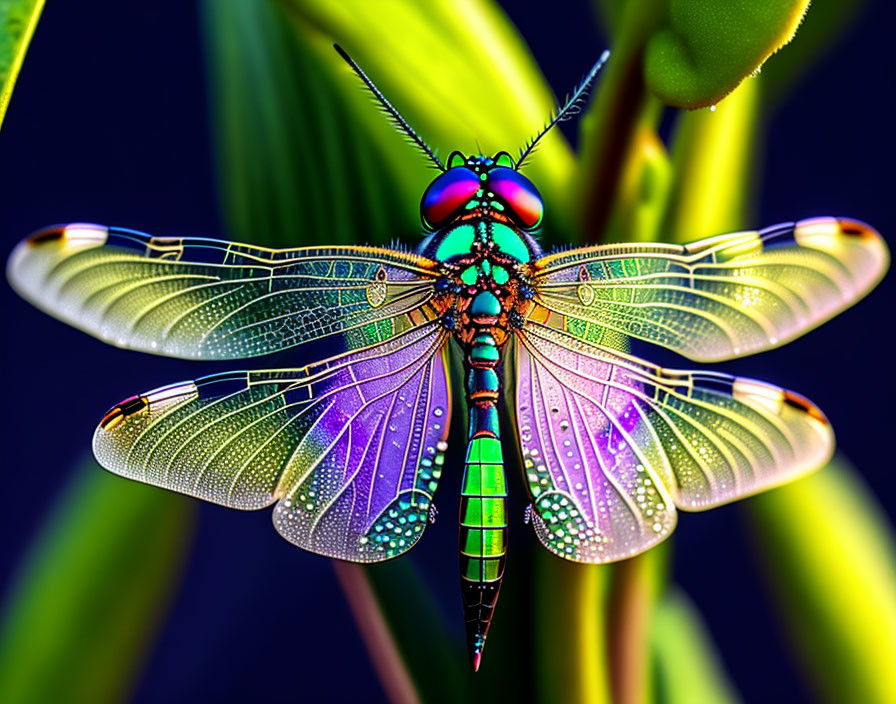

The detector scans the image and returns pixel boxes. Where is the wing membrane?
[93,323,451,562]
[8,223,442,359]
[514,320,832,563]
[532,218,888,361]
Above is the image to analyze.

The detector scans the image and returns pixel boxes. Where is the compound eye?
[421,167,480,229]
[487,167,544,229]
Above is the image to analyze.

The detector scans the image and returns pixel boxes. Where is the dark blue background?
[1,2,893,702]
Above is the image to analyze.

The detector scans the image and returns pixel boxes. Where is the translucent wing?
[7,223,442,360]
[93,323,451,562]
[514,319,832,563]
[532,218,888,362]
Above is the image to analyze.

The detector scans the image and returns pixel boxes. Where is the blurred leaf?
[650,590,739,704]
[274,0,577,235]
[662,76,761,241]
[0,0,43,130]
[203,0,431,248]
[0,461,193,704]
[204,0,578,245]
[644,0,811,109]
[747,459,896,704]
[534,551,611,704]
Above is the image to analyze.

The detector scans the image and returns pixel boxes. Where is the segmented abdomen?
[459,334,508,671]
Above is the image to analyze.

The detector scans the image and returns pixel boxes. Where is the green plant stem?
[332,562,421,704]
[598,104,671,245]
[662,76,761,241]
[578,0,665,243]
[568,7,674,698]
[534,551,611,704]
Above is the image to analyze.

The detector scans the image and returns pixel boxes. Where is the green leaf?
[202,0,422,247]
[0,461,193,704]
[274,0,577,235]
[644,0,811,109]
[650,590,739,704]
[746,460,896,704]
[0,0,44,129]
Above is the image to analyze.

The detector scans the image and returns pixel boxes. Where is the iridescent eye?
[421,167,480,229]
[487,167,544,229]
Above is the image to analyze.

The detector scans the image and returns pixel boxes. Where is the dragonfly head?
[420,152,544,232]
[334,43,608,238]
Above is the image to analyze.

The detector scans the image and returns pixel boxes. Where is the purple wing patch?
[514,320,832,563]
[272,325,451,562]
[93,323,450,563]
[515,328,676,563]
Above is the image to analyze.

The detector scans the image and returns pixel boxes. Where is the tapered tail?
[459,359,508,671]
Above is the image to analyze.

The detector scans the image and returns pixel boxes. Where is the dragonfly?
[6,44,888,671]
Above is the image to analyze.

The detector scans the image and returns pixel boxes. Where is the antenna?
[334,44,445,171]
[516,50,610,170]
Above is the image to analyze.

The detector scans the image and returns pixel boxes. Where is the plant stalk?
[606,547,666,704]
[332,562,421,704]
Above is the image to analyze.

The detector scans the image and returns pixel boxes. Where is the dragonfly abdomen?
[459,331,508,671]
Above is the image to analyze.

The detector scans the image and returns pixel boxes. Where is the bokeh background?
[1,1,894,702]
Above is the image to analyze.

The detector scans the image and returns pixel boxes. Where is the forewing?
[514,320,832,563]
[532,218,888,362]
[93,323,451,562]
[8,223,442,359]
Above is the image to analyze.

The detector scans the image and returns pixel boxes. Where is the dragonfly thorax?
[425,216,541,351]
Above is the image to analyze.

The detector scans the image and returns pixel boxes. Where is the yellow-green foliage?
[651,591,739,704]
[748,461,896,704]
[0,0,43,128]
[645,0,811,108]
[0,463,193,704]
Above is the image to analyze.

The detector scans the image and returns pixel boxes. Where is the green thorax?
[432,219,536,270]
